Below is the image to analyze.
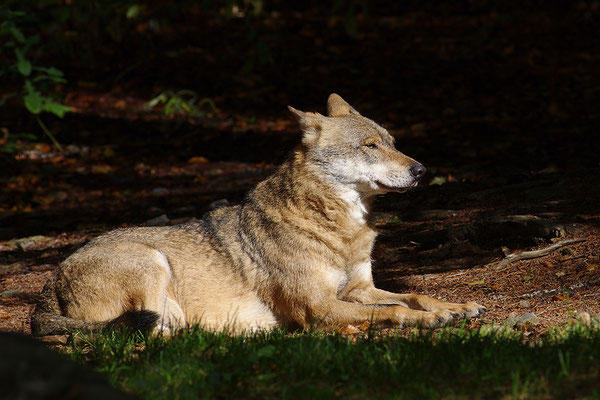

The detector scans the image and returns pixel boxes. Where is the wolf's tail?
[30,276,159,336]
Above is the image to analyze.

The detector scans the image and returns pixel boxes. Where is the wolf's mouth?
[375,180,419,192]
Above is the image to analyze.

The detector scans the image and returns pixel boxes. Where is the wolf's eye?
[364,143,378,149]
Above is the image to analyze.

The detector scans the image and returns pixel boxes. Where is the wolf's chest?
[325,261,372,294]
[325,268,349,293]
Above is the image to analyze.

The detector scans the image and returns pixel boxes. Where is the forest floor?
[1,113,598,338]
[1,3,599,339]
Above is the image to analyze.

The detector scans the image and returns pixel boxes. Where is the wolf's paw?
[414,309,455,328]
[447,302,487,318]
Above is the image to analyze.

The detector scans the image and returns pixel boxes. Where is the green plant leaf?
[9,26,25,43]
[34,66,64,77]
[24,90,43,114]
[24,79,34,93]
[255,345,276,359]
[4,10,26,18]
[1,143,18,154]
[126,5,141,19]
[44,101,71,118]
[147,93,167,108]
[24,34,40,51]
[33,74,67,84]
[15,48,31,76]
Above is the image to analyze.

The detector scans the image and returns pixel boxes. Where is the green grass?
[63,325,600,400]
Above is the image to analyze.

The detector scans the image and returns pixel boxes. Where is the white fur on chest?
[337,187,368,225]
[350,261,373,283]
[326,268,349,293]
[325,261,373,294]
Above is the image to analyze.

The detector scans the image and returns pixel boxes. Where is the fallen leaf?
[92,164,113,174]
[103,147,116,158]
[188,156,209,164]
[429,176,447,186]
[34,196,54,205]
[467,279,485,286]
[358,320,371,331]
[339,324,360,335]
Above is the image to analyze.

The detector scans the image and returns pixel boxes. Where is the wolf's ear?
[327,93,360,117]
[288,106,324,145]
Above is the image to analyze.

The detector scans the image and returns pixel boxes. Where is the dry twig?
[494,238,586,270]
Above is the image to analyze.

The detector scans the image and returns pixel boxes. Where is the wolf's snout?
[409,164,426,180]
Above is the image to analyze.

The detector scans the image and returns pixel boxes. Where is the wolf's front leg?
[305,298,455,329]
[368,288,486,318]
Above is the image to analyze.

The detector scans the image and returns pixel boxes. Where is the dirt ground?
[1,2,599,338]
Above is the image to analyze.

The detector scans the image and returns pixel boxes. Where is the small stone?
[506,313,539,328]
[206,168,224,176]
[7,235,55,251]
[538,165,559,174]
[518,300,531,308]
[49,191,68,202]
[146,214,170,227]
[151,187,169,196]
[575,311,592,326]
[518,313,539,325]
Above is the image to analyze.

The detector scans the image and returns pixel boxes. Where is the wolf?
[31,94,485,336]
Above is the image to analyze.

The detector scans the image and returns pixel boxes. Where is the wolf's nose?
[410,164,426,180]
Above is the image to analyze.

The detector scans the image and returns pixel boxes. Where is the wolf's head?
[289,94,425,198]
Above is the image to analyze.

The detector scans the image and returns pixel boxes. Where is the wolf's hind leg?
[154,295,185,333]
[49,245,186,334]
[144,250,186,333]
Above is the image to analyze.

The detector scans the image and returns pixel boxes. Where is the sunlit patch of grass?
[64,323,600,399]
